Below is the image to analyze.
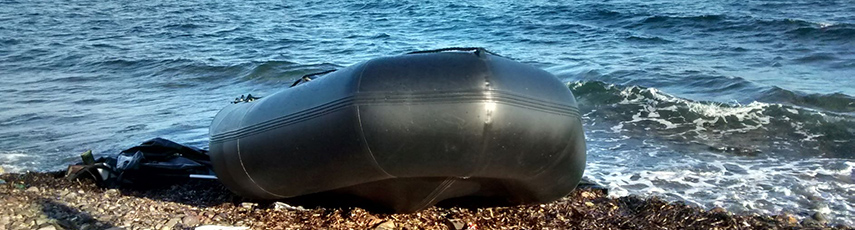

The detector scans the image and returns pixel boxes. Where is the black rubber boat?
[209,48,586,212]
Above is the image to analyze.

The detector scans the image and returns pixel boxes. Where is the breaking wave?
[570,81,855,158]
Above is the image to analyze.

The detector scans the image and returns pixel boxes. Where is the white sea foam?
[818,22,834,28]
[586,146,855,225]
[611,85,773,133]
[0,150,39,173]
[575,81,854,224]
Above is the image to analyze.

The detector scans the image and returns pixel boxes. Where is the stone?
[55,220,73,229]
[23,217,37,227]
[710,207,727,213]
[26,186,40,193]
[366,216,383,227]
[629,174,640,181]
[272,202,308,211]
[104,189,120,198]
[163,217,181,230]
[15,222,30,229]
[777,213,798,225]
[64,191,77,199]
[35,217,49,226]
[182,215,200,227]
[239,202,257,210]
[374,221,396,230]
[811,212,828,224]
[807,195,823,202]
[444,219,465,230]
[580,191,596,199]
[0,179,5,185]
[36,225,57,230]
[785,216,798,225]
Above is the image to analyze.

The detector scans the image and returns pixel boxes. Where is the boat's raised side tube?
[209,49,586,212]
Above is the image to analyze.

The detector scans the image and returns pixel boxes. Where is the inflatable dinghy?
[209,48,586,212]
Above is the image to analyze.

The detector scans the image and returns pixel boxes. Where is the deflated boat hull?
[209,49,586,212]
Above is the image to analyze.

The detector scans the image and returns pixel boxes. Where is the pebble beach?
[1,171,849,230]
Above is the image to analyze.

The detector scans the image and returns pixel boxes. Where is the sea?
[1,0,853,225]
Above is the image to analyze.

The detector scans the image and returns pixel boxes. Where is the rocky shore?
[0,172,849,230]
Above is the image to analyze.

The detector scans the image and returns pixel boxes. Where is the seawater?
[1,0,853,225]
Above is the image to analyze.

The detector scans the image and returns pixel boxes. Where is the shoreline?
[1,172,850,230]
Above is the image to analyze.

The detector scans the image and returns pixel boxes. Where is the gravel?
[1,172,850,230]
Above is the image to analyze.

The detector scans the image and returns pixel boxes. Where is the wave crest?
[570,81,855,158]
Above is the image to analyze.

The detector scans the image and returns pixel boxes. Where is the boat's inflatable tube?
[209,48,586,212]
